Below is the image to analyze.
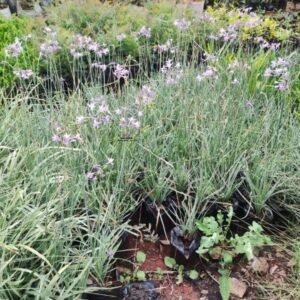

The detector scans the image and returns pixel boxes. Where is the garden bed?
[0,1,299,300]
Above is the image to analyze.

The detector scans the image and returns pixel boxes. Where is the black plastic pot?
[170,226,200,260]
[122,281,160,300]
[84,280,160,300]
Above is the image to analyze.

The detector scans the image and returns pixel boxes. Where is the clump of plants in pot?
[167,197,201,261]
[139,165,176,236]
[196,207,272,300]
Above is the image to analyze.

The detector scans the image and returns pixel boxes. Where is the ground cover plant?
[0,1,300,299]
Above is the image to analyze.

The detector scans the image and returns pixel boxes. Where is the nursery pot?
[170,226,200,261]
[122,281,160,300]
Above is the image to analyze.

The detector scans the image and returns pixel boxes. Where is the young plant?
[196,207,272,300]
[120,251,147,283]
[164,256,199,284]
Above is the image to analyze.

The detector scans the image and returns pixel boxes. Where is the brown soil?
[117,234,295,300]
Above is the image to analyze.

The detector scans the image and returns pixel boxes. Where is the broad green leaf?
[136,270,146,281]
[164,256,176,269]
[136,251,146,264]
[219,269,230,300]
[188,270,199,280]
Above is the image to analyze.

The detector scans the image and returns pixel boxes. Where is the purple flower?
[245,101,254,108]
[52,135,61,142]
[275,79,288,91]
[5,38,23,58]
[219,26,237,42]
[113,64,129,80]
[106,158,114,165]
[174,18,191,30]
[62,134,73,145]
[91,63,107,71]
[139,26,151,38]
[116,34,126,42]
[40,40,60,56]
[137,85,155,105]
[197,66,218,81]
[13,69,34,79]
[86,172,96,181]
[93,118,101,129]
[92,164,104,177]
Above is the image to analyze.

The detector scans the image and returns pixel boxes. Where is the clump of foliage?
[196,207,272,300]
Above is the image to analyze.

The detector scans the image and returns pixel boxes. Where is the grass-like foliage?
[0,1,300,299]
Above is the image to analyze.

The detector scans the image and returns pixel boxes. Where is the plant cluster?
[0,1,299,299]
[196,208,272,300]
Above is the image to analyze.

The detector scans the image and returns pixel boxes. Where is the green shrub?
[0,16,41,89]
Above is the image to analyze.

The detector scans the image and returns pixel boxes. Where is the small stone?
[230,277,247,298]
[201,289,209,295]
[251,257,269,274]
[269,265,278,275]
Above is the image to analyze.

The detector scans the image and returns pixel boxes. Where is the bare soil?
[116,235,295,300]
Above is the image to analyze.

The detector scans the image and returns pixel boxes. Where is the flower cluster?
[40,27,61,57]
[227,59,250,73]
[52,133,82,145]
[219,26,238,42]
[88,96,111,128]
[197,66,218,82]
[136,85,155,105]
[116,34,126,42]
[113,64,129,80]
[154,39,176,54]
[5,38,23,58]
[86,159,114,181]
[264,57,289,91]
[70,34,109,58]
[161,60,183,85]
[52,124,82,145]
[13,69,34,79]
[254,37,280,50]
[174,18,191,31]
[139,26,151,38]
[91,63,107,71]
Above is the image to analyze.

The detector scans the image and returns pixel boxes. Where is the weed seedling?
[196,207,272,300]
